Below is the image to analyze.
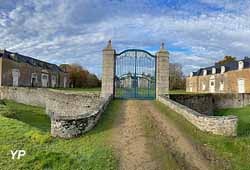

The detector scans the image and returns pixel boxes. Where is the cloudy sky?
[0,0,250,77]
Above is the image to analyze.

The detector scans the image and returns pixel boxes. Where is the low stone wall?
[50,95,112,139]
[158,95,238,136]
[0,87,112,138]
[0,87,48,107]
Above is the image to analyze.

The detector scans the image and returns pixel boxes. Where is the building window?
[202,82,206,90]
[41,73,49,87]
[12,69,20,87]
[238,79,245,93]
[238,61,244,70]
[189,82,193,92]
[209,76,215,93]
[203,69,207,76]
[51,75,56,88]
[219,81,224,91]
[31,73,38,87]
[221,66,225,74]
[212,68,216,74]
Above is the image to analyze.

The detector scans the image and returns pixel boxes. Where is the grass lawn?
[214,106,250,136]
[0,100,119,170]
[169,90,206,94]
[154,101,250,170]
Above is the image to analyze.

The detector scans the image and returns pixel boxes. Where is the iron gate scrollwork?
[115,49,156,99]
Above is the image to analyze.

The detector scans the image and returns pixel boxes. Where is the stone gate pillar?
[156,43,169,98]
[101,40,115,98]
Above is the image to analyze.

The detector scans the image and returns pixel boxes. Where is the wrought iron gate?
[115,49,156,99]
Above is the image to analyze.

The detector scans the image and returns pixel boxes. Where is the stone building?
[187,57,250,93]
[0,49,68,88]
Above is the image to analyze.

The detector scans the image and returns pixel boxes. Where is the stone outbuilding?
[0,49,68,88]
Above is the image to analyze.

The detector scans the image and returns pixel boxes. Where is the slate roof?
[191,57,250,76]
[0,49,64,72]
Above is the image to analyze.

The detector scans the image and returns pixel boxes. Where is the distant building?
[0,49,68,88]
[187,57,250,93]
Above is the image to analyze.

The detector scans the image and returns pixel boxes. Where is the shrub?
[0,103,17,118]
[25,130,52,144]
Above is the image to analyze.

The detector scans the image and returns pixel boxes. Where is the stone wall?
[0,86,48,107]
[50,95,112,138]
[0,87,111,138]
[212,93,250,109]
[158,95,238,136]
[170,93,250,112]
[170,94,214,115]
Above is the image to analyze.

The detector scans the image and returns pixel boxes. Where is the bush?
[0,102,17,118]
[25,130,52,144]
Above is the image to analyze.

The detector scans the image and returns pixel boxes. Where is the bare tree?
[169,63,186,90]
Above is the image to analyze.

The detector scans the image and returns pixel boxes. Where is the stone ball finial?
[160,42,165,50]
[107,40,112,49]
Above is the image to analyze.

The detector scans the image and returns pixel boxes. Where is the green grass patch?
[214,106,250,136]
[154,101,250,170]
[169,90,206,94]
[0,100,120,170]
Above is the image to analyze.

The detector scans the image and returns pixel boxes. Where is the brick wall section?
[0,87,112,138]
[158,95,238,136]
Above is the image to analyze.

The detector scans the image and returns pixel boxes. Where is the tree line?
[59,63,186,90]
[60,64,101,88]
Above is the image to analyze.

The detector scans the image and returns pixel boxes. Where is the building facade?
[187,57,250,93]
[0,49,68,88]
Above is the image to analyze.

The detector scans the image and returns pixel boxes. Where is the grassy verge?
[142,109,183,170]
[214,106,250,136]
[51,87,101,93]
[154,101,250,170]
[0,100,120,170]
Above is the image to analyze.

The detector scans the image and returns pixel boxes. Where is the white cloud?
[0,0,250,77]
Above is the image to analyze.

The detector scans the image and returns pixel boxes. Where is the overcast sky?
[0,0,250,76]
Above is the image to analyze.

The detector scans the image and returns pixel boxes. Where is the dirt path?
[111,100,211,170]
[142,101,210,170]
[111,100,160,170]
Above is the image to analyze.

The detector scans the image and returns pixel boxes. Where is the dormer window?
[239,61,244,70]
[221,66,225,74]
[203,69,207,76]
[212,68,216,74]
[190,72,193,77]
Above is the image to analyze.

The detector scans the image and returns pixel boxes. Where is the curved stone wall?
[0,87,112,138]
[159,95,238,136]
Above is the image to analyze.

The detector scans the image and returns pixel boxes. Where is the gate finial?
[160,42,165,50]
[106,40,112,49]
